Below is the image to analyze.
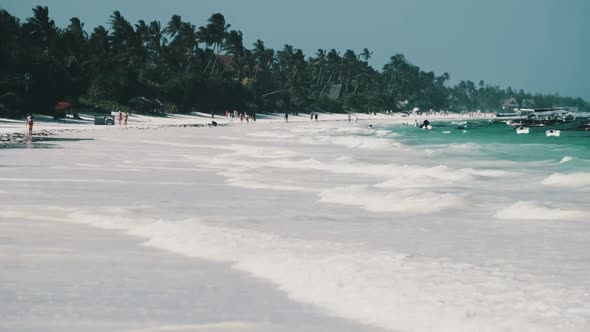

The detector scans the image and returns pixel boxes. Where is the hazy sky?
[2,0,588,100]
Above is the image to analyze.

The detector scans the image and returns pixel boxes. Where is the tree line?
[0,6,586,119]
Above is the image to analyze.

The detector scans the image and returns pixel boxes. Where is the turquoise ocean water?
[380,120,590,171]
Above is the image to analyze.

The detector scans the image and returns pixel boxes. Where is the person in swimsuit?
[26,114,34,135]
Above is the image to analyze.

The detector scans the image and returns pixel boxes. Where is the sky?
[2,0,589,100]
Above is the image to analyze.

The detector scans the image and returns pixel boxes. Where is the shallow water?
[0,136,93,149]
[390,121,590,165]
[1,121,589,332]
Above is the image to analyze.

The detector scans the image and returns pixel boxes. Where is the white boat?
[546,130,560,137]
[507,107,581,133]
[516,126,529,134]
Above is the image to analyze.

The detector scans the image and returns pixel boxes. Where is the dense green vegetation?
[0,6,586,119]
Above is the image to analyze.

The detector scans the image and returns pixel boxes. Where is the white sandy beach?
[1,113,589,332]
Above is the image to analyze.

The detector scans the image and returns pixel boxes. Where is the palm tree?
[321,49,341,95]
[163,15,197,71]
[0,10,21,62]
[134,20,149,62]
[313,49,327,87]
[219,29,244,78]
[360,48,373,62]
[24,6,57,57]
[275,44,294,87]
[109,11,134,51]
[147,20,166,58]
[163,15,182,39]
[84,25,112,75]
[342,49,358,93]
[60,17,88,70]
[205,13,230,76]
[251,39,274,78]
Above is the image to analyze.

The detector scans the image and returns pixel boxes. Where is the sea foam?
[22,207,587,332]
[559,156,574,164]
[319,185,465,213]
[541,172,590,188]
[494,201,586,221]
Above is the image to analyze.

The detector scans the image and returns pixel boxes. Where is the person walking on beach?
[310,113,314,121]
[26,114,34,135]
[348,114,351,123]
[123,111,129,127]
[117,111,123,126]
[285,112,289,122]
[314,113,318,122]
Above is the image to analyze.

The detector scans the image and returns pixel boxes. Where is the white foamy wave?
[205,150,500,190]
[559,156,574,164]
[24,207,587,332]
[462,168,512,177]
[218,170,317,193]
[373,129,390,136]
[494,201,586,221]
[541,173,590,188]
[336,126,367,134]
[299,134,400,150]
[246,131,295,139]
[423,143,482,156]
[319,185,465,213]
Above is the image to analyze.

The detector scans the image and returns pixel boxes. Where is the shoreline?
[1,111,487,145]
[0,213,387,332]
[2,114,584,331]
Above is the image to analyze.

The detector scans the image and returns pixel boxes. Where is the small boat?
[546,130,560,137]
[516,126,529,134]
[507,107,581,133]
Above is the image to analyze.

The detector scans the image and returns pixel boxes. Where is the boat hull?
[509,120,582,133]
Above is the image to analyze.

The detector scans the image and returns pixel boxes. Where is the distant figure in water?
[26,113,34,135]
[285,112,289,122]
[123,112,129,126]
[348,114,351,123]
[314,113,318,122]
[420,119,430,129]
[414,119,418,127]
[117,111,123,126]
[368,124,373,128]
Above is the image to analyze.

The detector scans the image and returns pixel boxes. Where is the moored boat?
[507,108,581,133]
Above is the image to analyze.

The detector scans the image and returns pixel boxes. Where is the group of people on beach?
[117,111,129,127]
[226,110,256,123]
[347,114,359,123]
[285,112,318,122]
[284,112,364,123]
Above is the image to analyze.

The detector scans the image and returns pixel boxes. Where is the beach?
[1,114,589,331]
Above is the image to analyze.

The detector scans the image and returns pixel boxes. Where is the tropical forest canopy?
[0,6,586,118]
